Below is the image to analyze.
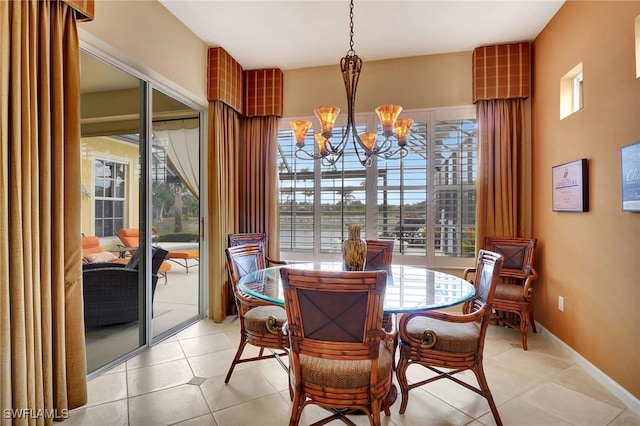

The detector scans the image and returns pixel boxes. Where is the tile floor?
[68,317,639,426]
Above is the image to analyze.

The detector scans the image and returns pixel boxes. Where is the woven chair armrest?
[399,308,486,329]
[522,267,538,297]
[462,267,477,281]
[266,256,288,266]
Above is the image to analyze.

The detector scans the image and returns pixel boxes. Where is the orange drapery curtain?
[238,116,281,260]
[475,98,527,246]
[207,101,241,321]
[207,111,281,319]
[1,0,87,423]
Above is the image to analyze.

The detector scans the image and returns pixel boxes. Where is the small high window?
[560,63,583,119]
[635,15,640,78]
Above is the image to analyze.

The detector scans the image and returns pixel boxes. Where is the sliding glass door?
[151,89,201,339]
[80,48,204,375]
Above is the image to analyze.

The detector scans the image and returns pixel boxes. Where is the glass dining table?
[238,262,475,410]
[238,262,475,314]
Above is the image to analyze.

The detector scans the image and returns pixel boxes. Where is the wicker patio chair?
[280,267,395,426]
[464,236,538,350]
[224,243,289,384]
[82,247,169,327]
[396,249,504,425]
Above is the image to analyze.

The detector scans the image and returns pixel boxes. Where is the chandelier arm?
[321,150,344,167]
[295,147,322,161]
[372,137,394,155]
[347,120,372,166]
[382,145,409,160]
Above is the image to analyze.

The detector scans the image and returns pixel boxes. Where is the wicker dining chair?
[224,243,289,384]
[396,249,505,426]
[364,239,398,368]
[364,239,394,272]
[464,236,538,350]
[280,267,395,426]
[228,232,287,266]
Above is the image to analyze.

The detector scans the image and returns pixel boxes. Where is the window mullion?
[426,110,436,265]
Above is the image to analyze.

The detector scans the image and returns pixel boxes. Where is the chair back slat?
[228,232,266,247]
[280,268,387,359]
[466,249,504,316]
[483,236,536,279]
[225,243,268,292]
[364,239,394,271]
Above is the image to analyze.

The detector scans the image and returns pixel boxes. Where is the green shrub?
[157,232,198,243]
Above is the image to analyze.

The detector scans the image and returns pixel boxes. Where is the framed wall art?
[621,142,640,212]
[552,158,589,212]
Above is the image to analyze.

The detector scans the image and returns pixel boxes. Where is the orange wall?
[78,0,208,107]
[283,52,473,117]
[532,1,640,399]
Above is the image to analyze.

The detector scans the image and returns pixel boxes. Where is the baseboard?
[536,322,640,416]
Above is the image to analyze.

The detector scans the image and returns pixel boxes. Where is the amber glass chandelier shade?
[375,104,403,134]
[359,133,378,151]
[393,118,414,142]
[314,133,328,155]
[314,106,340,136]
[289,120,312,146]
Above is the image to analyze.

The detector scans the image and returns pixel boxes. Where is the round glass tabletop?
[238,262,475,314]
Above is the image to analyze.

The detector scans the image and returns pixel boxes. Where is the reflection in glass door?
[80,50,146,373]
[80,49,204,375]
[151,89,201,339]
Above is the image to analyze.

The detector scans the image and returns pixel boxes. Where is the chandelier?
[289,0,413,167]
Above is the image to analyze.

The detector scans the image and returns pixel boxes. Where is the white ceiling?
[159,0,565,71]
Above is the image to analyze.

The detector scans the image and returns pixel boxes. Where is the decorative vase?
[342,224,367,271]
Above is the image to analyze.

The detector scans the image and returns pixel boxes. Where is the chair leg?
[529,309,537,333]
[289,390,303,426]
[519,310,529,350]
[473,363,503,426]
[224,334,248,383]
[396,356,411,414]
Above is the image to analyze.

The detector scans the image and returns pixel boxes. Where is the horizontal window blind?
[278,108,476,264]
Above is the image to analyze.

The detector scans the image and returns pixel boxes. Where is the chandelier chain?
[348,0,355,55]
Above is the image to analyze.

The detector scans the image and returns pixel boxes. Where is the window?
[560,62,583,119]
[278,107,476,267]
[572,72,583,112]
[94,159,126,237]
[635,15,640,78]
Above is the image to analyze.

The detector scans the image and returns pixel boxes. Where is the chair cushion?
[244,305,288,334]
[84,251,118,264]
[168,250,199,259]
[294,341,393,389]
[495,282,525,301]
[404,316,480,353]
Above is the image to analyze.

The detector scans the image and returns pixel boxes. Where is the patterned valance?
[207,47,284,117]
[208,47,244,113]
[243,69,284,117]
[472,42,530,102]
[63,0,94,21]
